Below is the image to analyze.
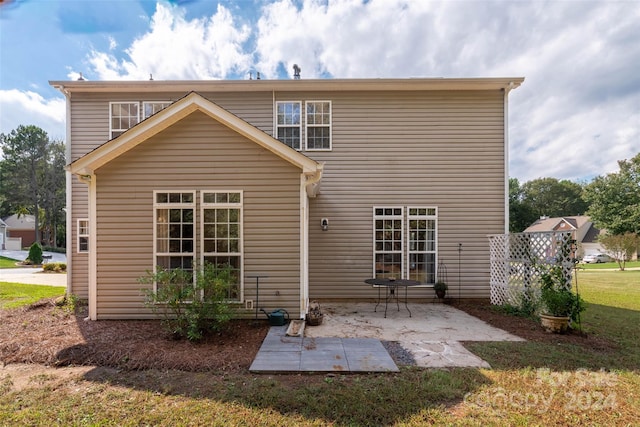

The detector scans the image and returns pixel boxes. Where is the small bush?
[26,243,43,265]
[139,262,234,341]
[43,262,67,272]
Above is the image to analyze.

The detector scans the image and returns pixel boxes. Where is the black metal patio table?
[364,278,422,318]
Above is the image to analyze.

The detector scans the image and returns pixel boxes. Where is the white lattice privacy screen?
[488,232,575,306]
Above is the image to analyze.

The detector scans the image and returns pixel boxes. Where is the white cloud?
[85,3,252,80]
[4,0,637,183]
[254,0,639,181]
[0,90,66,140]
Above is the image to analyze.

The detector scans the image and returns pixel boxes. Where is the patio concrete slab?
[304,302,525,369]
[250,325,399,373]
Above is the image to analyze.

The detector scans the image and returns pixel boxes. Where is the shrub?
[139,262,233,341]
[539,265,585,323]
[26,243,43,265]
[43,262,67,272]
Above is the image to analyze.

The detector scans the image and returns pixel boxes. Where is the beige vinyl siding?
[303,90,505,300]
[92,111,301,319]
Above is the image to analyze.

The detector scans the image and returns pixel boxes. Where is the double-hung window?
[154,191,195,291]
[407,208,437,283]
[373,206,438,284]
[305,101,331,150]
[201,191,243,301]
[110,102,139,139]
[275,101,302,150]
[373,207,404,279]
[77,219,89,253]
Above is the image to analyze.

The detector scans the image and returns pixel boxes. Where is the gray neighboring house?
[51,77,524,320]
[524,215,605,258]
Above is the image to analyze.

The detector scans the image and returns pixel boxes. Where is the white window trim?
[152,190,196,293]
[109,101,140,139]
[200,190,244,302]
[407,207,438,285]
[275,101,302,151]
[142,101,171,120]
[305,100,332,151]
[372,206,405,279]
[77,218,89,253]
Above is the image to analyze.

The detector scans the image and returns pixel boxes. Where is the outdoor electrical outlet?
[245,300,253,310]
[275,290,280,296]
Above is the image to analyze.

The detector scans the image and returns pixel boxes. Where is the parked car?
[582,254,613,263]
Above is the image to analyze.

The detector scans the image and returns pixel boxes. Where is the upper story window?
[305,101,331,150]
[275,101,301,150]
[110,102,139,139]
[143,101,171,119]
[109,101,171,139]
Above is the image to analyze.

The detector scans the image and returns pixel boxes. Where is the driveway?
[0,250,66,287]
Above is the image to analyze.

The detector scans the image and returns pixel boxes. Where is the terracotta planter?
[540,314,570,333]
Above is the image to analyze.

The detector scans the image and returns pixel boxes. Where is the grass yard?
[0,256,21,269]
[579,260,640,270]
[0,282,65,309]
[1,271,639,425]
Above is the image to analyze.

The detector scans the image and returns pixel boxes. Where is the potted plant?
[434,281,448,299]
[539,266,585,333]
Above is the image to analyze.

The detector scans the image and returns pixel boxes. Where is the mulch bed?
[0,299,616,373]
[0,300,269,373]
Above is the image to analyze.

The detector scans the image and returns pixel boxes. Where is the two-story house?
[51,77,523,320]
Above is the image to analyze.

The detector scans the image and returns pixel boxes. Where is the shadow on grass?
[78,366,491,425]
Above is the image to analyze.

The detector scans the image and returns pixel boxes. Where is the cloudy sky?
[0,0,638,182]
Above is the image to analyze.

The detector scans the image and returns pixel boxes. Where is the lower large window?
[201,191,242,300]
[373,206,437,284]
[154,192,195,289]
[152,190,242,301]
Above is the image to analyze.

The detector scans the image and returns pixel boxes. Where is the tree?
[0,125,66,247]
[598,233,640,271]
[521,178,588,220]
[509,178,536,232]
[584,153,640,235]
[509,177,588,232]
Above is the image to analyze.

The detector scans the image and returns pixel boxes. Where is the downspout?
[77,173,97,320]
[300,174,308,319]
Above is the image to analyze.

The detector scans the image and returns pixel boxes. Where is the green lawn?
[0,271,638,426]
[0,282,65,309]
[0,256,21,269]
[579,260,640,270]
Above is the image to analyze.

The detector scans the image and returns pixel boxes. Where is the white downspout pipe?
[78,173,97,320]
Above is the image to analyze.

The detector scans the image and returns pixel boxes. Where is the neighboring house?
[524,215,605,258]
[2,214,37,248]
[51,77,523,320]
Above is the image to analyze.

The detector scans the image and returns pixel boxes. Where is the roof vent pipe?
[293,64,301,79]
